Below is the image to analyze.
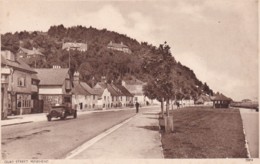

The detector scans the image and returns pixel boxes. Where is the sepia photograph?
[0,0,259,163]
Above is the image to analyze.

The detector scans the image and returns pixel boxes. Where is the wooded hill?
[1,25,214,99]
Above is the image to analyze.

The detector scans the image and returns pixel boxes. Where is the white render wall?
[39,87,63,94]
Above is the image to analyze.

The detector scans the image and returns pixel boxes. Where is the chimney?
[101,76,106,83]
[73,71,80,83]
[122,80,126,86]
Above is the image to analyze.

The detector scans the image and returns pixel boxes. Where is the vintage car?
[47,103,77,121]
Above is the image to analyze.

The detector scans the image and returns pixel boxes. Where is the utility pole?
[69,49,71,69]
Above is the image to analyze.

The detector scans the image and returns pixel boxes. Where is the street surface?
[2,109,137,159]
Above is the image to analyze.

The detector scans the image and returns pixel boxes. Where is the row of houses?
[177,93,232,108]
[1,50,150,119]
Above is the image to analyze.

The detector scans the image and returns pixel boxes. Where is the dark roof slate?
[211,93,232,101]
[80,82,96,95]
[113,84,133,97]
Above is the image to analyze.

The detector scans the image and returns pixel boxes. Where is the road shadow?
[146,117,158,120]
[49,117,75,122]
[137,125,159,131]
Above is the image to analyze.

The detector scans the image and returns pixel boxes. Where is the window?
[93,95,95,100]
[17,77,26,87]
[17,94,31,108]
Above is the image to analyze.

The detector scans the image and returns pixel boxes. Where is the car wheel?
[47,116,51,121]
[74,111,77,118]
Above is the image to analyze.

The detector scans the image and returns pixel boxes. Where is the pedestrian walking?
[176,101,180,109]
[135,101,140,113]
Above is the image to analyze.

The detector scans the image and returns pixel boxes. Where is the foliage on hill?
[1,25,213,99]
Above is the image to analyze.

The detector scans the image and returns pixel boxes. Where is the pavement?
[68,107,163,159]
[239,108,259,158]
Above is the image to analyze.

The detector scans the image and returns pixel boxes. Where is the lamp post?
[69,49,71,69]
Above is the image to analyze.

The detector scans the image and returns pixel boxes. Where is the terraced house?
[72,72,98,110]
[111,84,134,107]
[93,85,111,110]
[1,50,40,118]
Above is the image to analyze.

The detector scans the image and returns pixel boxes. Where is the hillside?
[1,25,213,99]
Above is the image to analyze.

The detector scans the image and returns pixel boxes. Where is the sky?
[0,0,258,101]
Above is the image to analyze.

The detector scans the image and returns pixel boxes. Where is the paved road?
[1,109,137,159]
[239,108,259,158]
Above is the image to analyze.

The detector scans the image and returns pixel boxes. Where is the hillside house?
[1,50,40,117]
[107,41,132,54]
[35,67,73,112]
[62,42,88,52]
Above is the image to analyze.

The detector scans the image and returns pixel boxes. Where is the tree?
[142,42,176,132]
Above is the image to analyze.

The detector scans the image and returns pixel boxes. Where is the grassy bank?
[161,107,247,158]
[230,102,258,111]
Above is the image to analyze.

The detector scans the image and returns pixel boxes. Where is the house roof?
[93,88,105,97]
[95,82,122,97]
[107,41,129,49]
[62,42,87,51]
[113,84,133,97]
[211,93,232,101]
[107,84,122,97]
[35,68,70,86]
[80,82,96,95]
[72,82,90,95]
[195,95,212,103]
[96,82,107,89]
[1,55,37,73]
[19,47,44,56]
